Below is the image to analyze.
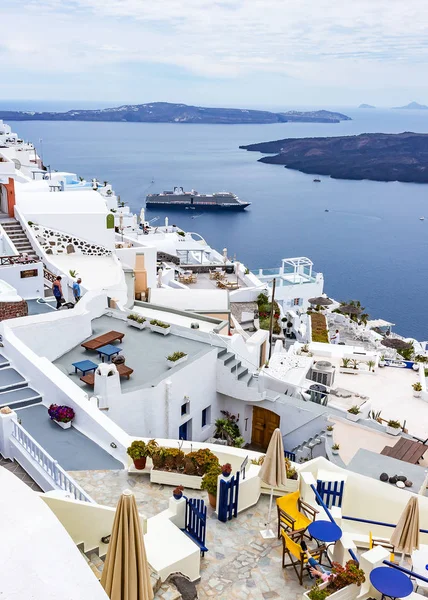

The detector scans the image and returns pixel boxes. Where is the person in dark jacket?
[52,276,63,309]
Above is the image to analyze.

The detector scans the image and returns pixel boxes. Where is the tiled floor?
[0,455,42,492]
[71,469,308,600]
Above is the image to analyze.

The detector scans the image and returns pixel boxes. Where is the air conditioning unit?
[310,360,335,387]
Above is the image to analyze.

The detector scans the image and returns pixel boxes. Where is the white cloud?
[3,0,428,102]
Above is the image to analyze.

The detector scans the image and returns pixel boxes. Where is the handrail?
[0,255,39,265]
[342,515,428,535]
[11,421,93,503]
[383,560,428,584]
[310,483,335,523]
[43,268,56,283]
[348,548,359,564]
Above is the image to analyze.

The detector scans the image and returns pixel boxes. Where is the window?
[201,406,211,428]
[181,402,188,416]
[293,298,300,306]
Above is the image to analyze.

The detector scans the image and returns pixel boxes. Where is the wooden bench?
[80,363,134,386]
[381,437,427,464]
[81,330,125,351]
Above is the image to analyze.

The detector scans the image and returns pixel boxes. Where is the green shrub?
[127,439,158,460]
[166,351,187,362]
[201,465,222,496]
[150,319,170,328]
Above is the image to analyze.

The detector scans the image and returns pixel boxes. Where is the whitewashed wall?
[0,262,44,299]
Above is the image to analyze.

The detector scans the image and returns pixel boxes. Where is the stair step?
[0,386,41,403]
[0,368,27,392]
[222,352,235,364]
[4,396,42,410]
[227,359,241,371]
[237,366,249,379]
[217,348,227,358]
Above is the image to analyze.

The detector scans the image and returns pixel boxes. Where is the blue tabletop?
[72,360,98,370]
[307,520,342,543]
[97,344,122,356]
[370,566,413,598]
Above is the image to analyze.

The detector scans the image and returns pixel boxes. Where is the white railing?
[11,421,94,503]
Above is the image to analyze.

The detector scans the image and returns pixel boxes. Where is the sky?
[2,0,428,109]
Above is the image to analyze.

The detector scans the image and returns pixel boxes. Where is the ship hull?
[145,201,250,210]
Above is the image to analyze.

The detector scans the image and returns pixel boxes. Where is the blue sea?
[5,105,428,339]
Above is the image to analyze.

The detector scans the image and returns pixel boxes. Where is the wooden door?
[251,407,280,450]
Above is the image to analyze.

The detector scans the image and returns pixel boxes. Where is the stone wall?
[0,300,28,321]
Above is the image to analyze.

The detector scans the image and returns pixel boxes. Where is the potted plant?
[331,443,340,456]
[150,319,171,335]
[305,560,365,600]
[201,465,222,509]
[386,419,401,436]
[48,404,75,429]
[351,359,359,370]
[127,439,158,470]
[127,313,147,330]
[379,355,386,368]
[173,485,184,500]
[301,344,309,353]
[341,358,350,368]
[326,425,334,437]
[412,382,422,398]
[264,360,269,369]
[221,463,232,478]
[166,351,188,368]
[347,405,361,422]
[367,360,375,372]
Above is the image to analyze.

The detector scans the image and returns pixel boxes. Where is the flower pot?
[166,355,188,368]
[332,449,339,455]
[55,420,71,429]
[346,412,360,422]
[326,430,333,437]
[413,391,422,398]
[222,471,231,478]
[133,457,147,470]
[379,362,386,368]
[127,320,146,330]
[412,363,420,371]
[150,324,171,335]
[208,492,216,509]
[173,493,183,500]
[386,426,400,436]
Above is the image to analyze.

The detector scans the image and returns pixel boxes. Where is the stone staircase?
[290,429,327,463]
[217,348,258,388]
[77,543,183,599]
[1,219,38,260]
[0,353,43,411]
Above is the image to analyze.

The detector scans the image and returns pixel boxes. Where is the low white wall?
[41,492,147,557]
[0,262,44,299]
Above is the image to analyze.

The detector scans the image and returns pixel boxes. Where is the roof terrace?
[54,314,212,392]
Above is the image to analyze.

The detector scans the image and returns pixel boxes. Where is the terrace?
[54,314,212,392]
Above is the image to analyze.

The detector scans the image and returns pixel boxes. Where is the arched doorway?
[251,407,280,450]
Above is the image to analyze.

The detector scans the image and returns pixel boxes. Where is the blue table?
[72,359,98,375]
[307,520,342,543]
[97,344,122,362]
[370,566,413,599]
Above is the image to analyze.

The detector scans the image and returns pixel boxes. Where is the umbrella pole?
[260,487,276,539]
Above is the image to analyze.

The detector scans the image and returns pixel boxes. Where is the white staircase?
[1,219,38,260]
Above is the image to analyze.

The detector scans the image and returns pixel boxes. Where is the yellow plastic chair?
[369,530,395,562]
[276,490,318,538]
[282,531,325,585]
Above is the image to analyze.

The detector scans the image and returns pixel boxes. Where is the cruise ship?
[146,186,250,209]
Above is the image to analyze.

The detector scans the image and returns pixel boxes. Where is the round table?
[370,566,413,599]
[307,520,342,543]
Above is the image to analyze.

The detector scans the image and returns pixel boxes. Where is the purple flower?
[48,404,75,423]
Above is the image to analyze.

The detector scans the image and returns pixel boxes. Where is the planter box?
[303,584,359,600]
[413,391,422,398]
[261,475,300,494]
[150,467,202,490]
[166,355,188,368]
[150,324,171,336]
[340,368,359,375]
[127,320,147,330]
[346,413,360,422]
[386,426,401,436]
[54,420,72,430]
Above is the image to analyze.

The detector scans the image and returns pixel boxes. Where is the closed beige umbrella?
[101,489,153,600]
[259,428,287,539]
[390,496,420,559]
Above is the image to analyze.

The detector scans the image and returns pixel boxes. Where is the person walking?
[331,329,340,344]
[52,276,63,309]
[73,277,82,303]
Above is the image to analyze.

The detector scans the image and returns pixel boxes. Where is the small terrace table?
[370,566,413,599]
[97,344,122,362]
[308,520,342,543]
[72,360,98,376]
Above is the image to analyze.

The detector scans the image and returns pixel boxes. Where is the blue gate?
[181,497,208,556]
[316,479,345,508]
[284,450,296,462]
[218,471,240,523]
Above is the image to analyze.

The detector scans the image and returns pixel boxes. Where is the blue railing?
[383,560,428,585]
[348,549,359,564]
[342,515,428,535]
[284,450,296,462]
[310,484,335,523]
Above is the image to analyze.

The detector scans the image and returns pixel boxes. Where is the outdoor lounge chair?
[281,531,325,585]
[81,331,125,351]
[80,363,134,386]
[276,490,318,538]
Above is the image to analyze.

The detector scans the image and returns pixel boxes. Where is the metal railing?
[342,515,428,535]
[383,560,428,585]
[12,421,93,503]
[0,255,39,266]
[43,268,56,283]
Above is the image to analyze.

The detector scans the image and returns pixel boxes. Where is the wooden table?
[80,363,134,386]
[81,330,125,351]
[381,437,428,464]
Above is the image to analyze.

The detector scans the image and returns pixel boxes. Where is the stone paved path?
[71,470,310,600]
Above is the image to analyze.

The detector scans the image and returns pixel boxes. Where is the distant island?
[359,103,376,109]
[240,132,428,183]
[394,101,428,110]
[0,102,351,125]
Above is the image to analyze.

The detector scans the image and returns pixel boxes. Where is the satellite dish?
[12,158,21,170]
